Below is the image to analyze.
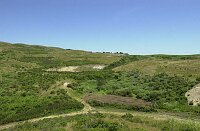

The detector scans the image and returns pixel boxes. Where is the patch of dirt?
[47,66,79,72]
[46,65,105,72]
[92,65,106,70]
[84,94,152,107]
[185,84,200,106]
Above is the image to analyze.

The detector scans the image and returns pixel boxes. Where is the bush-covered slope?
[0,42,120,124]
[110,55,200,79]
[5,113,200,131]
[1,41,200,127]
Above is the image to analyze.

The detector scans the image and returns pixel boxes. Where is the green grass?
[4,113,200,131]
[1,41,200,129]
[0,42,121,70]
[72,71,199,113]
[0,42,120,124]
[113,56,200,79]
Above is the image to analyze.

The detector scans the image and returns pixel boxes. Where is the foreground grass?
[3,113,200,131]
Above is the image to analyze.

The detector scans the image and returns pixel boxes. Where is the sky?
[0,0,200,54]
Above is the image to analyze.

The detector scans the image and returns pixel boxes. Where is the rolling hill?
[1,41,200,131]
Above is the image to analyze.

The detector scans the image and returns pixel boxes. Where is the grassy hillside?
[5,113,200,131]
[1,41,200,130]
[0,42,120,70]
[106,55,200,79]
[0,41,121,124]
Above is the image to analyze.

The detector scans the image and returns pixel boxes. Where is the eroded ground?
[84,94,152,108]
[46,65,105,72]
[186,84,200,106]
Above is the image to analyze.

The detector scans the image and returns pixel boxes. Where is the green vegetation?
[113,55,200,79]
[0,42,120,124]
[85,94,154,112]
[1,41,200,130]
[4,113,200,131]
[0,68,84,124]
[72,71,200,113]
[88,100,155,112]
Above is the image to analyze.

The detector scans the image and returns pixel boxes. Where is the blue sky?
[0,0,200,54]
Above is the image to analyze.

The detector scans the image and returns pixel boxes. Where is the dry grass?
[113,59,200,78]
[46,64,106,72]
[84,94,152,107]
[0,42,121,75]
[101,115,160,131]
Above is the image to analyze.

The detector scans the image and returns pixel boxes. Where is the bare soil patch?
[47,66,79,72]
[92,65,106,70]
[84,94,152,108]
[185,84,200,106]
[46,65,105,72]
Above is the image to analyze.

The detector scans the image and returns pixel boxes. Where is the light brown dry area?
[46,66,79,72]
[113,59,200,78]
[46,65,105,72]
[92,65,105,70]
[185,84,200,106]
[84,94,152,107]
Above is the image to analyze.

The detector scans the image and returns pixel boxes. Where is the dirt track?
[1,83,200,130]
[0,83,92,130]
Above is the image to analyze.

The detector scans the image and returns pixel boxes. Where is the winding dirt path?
[0,83,92,130]
[1,83,200,130]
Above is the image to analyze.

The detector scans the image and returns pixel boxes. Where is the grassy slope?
[0,41,121,124]
[4,113,200,131]
[113,55,200,79]
[0,42,121,70]
[1,41,200,130]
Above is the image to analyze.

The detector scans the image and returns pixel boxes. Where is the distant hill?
[0,41,121,72]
